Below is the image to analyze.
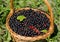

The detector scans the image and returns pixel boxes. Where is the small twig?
[29,25,40,34]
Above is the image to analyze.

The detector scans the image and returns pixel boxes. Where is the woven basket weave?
[6,0,54,42]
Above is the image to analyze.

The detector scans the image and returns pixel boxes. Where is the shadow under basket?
[6,0,54,42]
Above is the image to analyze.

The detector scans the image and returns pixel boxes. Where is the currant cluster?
[9,9,50,37]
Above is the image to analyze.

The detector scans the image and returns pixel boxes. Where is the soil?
[9,9,50,37]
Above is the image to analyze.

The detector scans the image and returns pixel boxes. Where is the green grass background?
[0,0,60,42]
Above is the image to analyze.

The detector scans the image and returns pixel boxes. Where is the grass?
[0,0,60,42]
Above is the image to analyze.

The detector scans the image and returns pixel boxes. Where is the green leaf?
[41,29,47,33]
[17,15,26,21]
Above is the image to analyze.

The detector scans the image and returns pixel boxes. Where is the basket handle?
[10,0,53,22]
[44,0,53,22]
[10,0,14,11]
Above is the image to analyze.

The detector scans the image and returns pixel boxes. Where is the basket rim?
[6,8,54,41]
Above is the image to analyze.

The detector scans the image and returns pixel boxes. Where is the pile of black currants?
[9,9,50,37]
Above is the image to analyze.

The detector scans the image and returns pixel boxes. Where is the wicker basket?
[6,0,54,42]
